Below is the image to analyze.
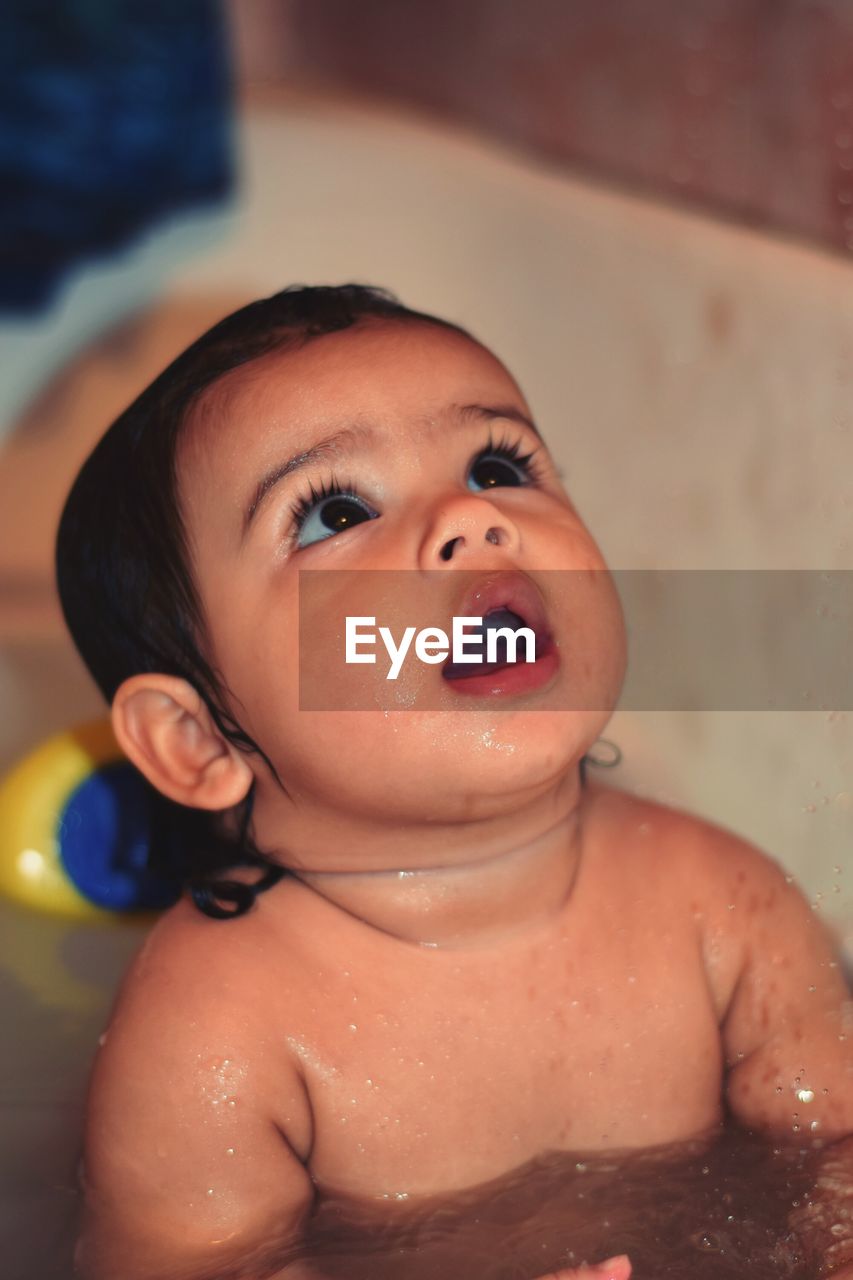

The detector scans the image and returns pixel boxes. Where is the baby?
[55,285,852,1280]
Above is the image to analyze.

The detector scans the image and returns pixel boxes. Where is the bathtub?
[1,85,851,1278]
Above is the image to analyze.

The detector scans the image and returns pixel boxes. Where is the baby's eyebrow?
[240,403,541,543]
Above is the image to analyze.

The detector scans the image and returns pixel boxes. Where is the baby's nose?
[420,494,521,568]
[441,525,505,558]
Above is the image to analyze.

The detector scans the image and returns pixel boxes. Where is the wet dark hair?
[55,283,477,919]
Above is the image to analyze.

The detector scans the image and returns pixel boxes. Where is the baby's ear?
[110,674,254,810]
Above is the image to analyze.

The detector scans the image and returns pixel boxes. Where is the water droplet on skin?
[348,1024,358,1032]
[394,1192,409,1201]
[98,1033,108,1047]
[796,1089,815,1103]
[226,1148,235,1156]
[785,875,795,884]
[811,1120,821,1131]
[207,1188,215,1197]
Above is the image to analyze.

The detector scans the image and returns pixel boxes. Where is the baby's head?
[56,285,626,917]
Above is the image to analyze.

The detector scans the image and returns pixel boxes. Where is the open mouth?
[441,573,555,682]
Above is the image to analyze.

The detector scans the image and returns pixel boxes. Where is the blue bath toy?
[0,719,181,919]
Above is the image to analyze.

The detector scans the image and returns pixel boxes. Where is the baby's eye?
[288,434,544,550]
[289,480,378,549]
[467,436,542,492]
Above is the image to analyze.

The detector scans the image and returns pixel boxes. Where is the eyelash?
[286,432,547,546]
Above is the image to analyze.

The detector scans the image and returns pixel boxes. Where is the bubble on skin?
[285,1037,341,1084]
[197,1055,246,1114]
[479,727,517,755]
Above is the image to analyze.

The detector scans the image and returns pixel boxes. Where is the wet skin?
[77,322,853,1280]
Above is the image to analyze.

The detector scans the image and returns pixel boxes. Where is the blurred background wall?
[235,0,853,257]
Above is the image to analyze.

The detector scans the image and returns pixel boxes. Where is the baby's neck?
[287,769,590,949]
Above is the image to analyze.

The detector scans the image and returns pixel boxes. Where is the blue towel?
[0,0,234,314]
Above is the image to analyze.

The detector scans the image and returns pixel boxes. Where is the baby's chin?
[327,709,600,811]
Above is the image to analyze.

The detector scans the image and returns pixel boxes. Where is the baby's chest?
[276,933,725,1197]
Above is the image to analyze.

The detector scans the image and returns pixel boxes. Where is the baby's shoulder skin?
[593,782,852,1138]
[76,896,314,1280]
[586,780,844,1018]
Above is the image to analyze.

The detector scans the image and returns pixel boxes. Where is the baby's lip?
[447,569,554,655]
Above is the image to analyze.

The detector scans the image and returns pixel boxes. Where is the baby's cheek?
[555,571,626,714]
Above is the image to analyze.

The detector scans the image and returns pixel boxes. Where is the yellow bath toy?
[0,718,180,919]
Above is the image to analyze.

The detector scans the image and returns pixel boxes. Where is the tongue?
[443,607,537,679]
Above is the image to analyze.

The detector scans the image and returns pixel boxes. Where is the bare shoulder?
[583,780,811,1013]
[77,894,314,1279]
[585,778,793,898]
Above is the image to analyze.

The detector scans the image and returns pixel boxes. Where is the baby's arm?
[702,830,853,1276]
[73,938,317,1280]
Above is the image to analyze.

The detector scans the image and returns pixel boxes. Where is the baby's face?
[177,320,626,869]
